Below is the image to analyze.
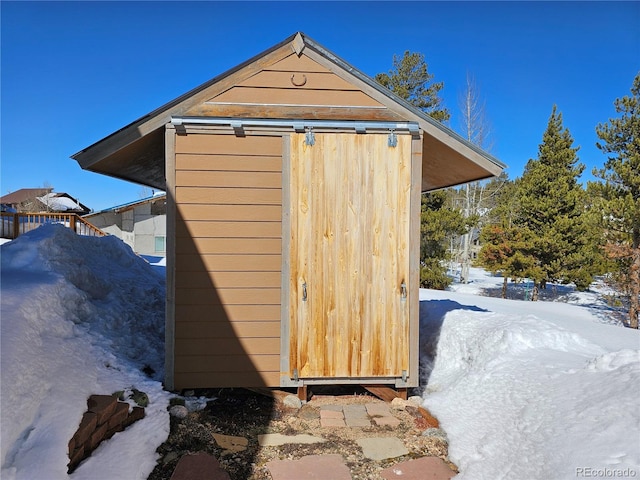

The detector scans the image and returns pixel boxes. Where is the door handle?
[302,282,307,302]
[401,282,407,301]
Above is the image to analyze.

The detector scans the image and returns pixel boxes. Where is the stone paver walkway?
[319,402,402,428]
[170,393,455,480]
[266,454,352,480]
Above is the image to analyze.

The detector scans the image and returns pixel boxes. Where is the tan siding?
[175,134,282,156]
[175,305,281,322]
[175,354,280,374]
[238,71,357,90]
[176,221,281,238]
[176,187,281,205]
[176,254,281,271]
[175,237,281,255]
[174,370,280,389]
[266,53,333,73]
[176,170,281,189]
[211,87,382,107]
[205,53,385,110]
[178,205,281,222]
[176,154,282,172]
[176,321,281,338]
[174,132,283,389]
[175,271,281,289]
[176,337,280,356]
[176,287,281,305]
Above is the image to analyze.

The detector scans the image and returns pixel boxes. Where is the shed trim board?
[71,32,505,392]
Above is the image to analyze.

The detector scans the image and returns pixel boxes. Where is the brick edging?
[68,394,145,472]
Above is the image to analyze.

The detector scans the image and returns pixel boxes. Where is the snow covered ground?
[1,226,638,479]
[421,270,639,479]
[1,225,170,480]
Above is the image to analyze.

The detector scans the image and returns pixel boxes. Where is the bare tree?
[458,73,494,283]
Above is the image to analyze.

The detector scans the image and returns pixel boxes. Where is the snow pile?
[421,272,640,480]
[1,224,170,480]
[1,226,638,480]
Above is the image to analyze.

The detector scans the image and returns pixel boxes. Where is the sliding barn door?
[289,133,411,380]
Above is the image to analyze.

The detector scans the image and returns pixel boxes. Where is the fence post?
[13,213,19,239]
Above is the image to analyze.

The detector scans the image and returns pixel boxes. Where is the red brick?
[88,421,109,451]
[104,424,124,441]
[67,444,85,473]
[72,411,97,447]
[124,406,145,427]
[87,395,117,425]
[108,402,130,429]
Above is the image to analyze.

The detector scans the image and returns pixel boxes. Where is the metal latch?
[302,282,307,301]
[400,282,407,301]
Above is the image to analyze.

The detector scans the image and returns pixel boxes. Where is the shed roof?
[71,32,504,192]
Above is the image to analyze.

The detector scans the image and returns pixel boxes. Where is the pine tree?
[375,51,450,123]
[515,106,603,300]
[477,176,533,298]
[592,72,640,329]
[419,191,466,289]
[376,51,458,289]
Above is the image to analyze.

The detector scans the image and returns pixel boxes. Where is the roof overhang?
[71,32,505,192]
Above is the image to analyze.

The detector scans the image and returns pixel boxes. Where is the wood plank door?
[288,132,411,380]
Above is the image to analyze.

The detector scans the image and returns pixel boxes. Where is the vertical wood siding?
[173,133,282,388]
[289,133,411,379]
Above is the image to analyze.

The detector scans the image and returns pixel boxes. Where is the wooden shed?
[72,32,504,393]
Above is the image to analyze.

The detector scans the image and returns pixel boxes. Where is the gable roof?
[1,188,53,205]
[71,32,505,192]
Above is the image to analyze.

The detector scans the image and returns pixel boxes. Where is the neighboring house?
[72,32,505,393]
[84,194,166,256]
[1,188,90,214]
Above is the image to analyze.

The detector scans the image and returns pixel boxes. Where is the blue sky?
[1,1,638,212]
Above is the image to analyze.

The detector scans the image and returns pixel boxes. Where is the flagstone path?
[162,390,456,480]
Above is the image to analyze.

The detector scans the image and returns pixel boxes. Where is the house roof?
[84,193,166,217]
[36,193,89,213]
[71,32,505,192]
[1,188,53,204]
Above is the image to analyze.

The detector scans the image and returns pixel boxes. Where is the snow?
[1,225,638,479]
[1,225,169,480]
[36,193,83,212]
[421,271,639,479]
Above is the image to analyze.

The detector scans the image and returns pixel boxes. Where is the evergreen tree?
[476,176,536,298]
[375,51,450,122]
[376,51,458,289]
[592,72,640,329]
[419,191,466,289]
[515,106,603,300]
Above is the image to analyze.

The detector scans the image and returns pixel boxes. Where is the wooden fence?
[0,212,106,239]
